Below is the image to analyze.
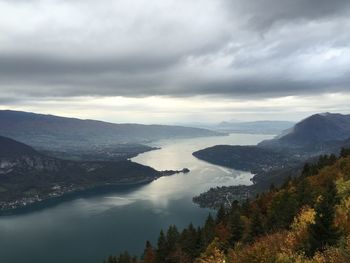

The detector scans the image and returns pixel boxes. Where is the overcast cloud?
[0,0,350,122]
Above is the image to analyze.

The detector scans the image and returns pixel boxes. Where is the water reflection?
[129,133,273,207]
[0,133,274,263]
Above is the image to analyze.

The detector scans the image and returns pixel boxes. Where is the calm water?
[0,133,273,263]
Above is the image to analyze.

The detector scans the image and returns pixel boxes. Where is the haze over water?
[0,133,273,263]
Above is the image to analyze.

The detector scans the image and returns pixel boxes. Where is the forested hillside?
[104,148,350,263]
[0,110,221,152]
[0,135,161,212]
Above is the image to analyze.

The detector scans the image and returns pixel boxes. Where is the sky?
[0,0,350,124]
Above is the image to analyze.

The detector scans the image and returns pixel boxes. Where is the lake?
[0,133,273,263]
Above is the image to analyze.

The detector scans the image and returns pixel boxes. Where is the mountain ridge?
[0,110,222,152]
[259,112,350,154]
[192,112,350,194]
[217,120,294,134]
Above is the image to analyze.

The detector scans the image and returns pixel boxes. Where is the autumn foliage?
[105,149,350,263]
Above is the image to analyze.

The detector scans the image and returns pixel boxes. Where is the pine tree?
[200,213,215,249]
[307,181,340,256]
[180,223,200,260]
[329,154,337,164]
[216,205,226,224]
[117,251,133,263]
[229,211,244,247]
[301,163,311,177]
[156,230,167,263]
[164,225,180,262]
[241,198,251,217]
[246,209,264,242]
[267,190,298,229]
[166,225,180,252]
[340,147,350,158]
[107,255,116,263]
[296,178,313,206]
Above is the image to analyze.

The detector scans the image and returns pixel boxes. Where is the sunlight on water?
[0,133,274,263]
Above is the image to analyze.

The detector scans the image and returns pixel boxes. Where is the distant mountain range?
[180,120,295,134]
[0,110,222,157]
[216,120,295,134]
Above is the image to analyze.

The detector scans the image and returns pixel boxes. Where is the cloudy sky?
[0,0,350,124]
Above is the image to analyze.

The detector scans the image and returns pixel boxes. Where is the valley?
[1,112,350,263]
[2,1,350,262]
[0,133,271,263]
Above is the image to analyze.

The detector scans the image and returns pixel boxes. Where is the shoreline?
[0,179,153,216]
[0,168,190,216]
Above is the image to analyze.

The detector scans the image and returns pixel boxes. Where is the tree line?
[104,148,350,263]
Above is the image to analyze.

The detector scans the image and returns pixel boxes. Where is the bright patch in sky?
[0,0,350,122]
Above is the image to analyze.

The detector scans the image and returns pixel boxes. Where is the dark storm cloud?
[227,0,350,31]
[0,0,350,99]
[0,53,179,75]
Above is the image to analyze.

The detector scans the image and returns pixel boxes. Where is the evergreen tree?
[329,154,337,164]
[340,147,350,158]
[296,178,313,206]
[301,163,311,177]
[164,225,180,262]
[180,223,200,260]
[166,225,180,252]
[200,214,215,250]
[107,255,116,263]
[307,181,340,256]
[246,209,264,242]
[216,204,226,224]
[116,251,133,263]
[269,183,276,192]
[267,190,298,230]
[228,200,240,216]
[156,230,167,263]
[241,198,251,217]
[229,211,244,246]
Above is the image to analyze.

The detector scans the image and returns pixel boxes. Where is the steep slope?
[192,113,350,195]
[0,135,39,158]
[0,110,221,151]
[105,151,350,263]
[259,113,350,154]
[195,153,350,263]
